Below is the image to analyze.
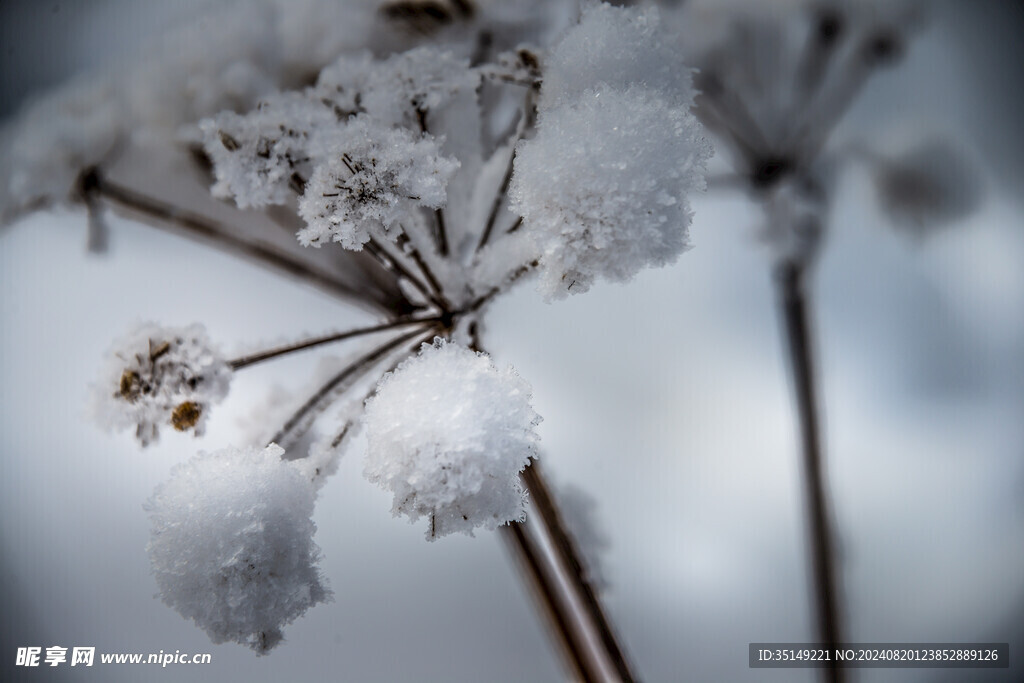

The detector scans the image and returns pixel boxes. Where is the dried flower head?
[91,322,231,446]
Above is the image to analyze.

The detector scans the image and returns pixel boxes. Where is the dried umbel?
[91,322,231,446]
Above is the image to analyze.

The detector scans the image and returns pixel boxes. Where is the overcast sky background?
[1,1,1023,682]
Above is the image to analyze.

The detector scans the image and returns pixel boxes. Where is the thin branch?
[474,334,637,682]
[229,315,443,370]
[89,169,374,309]
[365,238,445,310]
[477,88,537,252]
[522,462,638,683]
[395,231,449,307]
[776,261,844,683]
[464,259,538,314]
[432,208,450,258]
[268,325,437,448]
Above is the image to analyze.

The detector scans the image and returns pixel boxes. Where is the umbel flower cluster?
[1,0,709,660]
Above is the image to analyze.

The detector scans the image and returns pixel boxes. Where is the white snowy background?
[1,1,1022,681]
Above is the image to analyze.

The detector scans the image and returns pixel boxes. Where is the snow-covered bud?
[362,339,541,541]
[146,443,330,653]
[511,86,711,299]
[91,322,231,447]
[297,116,459,249]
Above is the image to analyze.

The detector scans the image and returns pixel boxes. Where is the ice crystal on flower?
[91,323,231,447]
[146,444,330,653]
[200,92,337,210]
[313,47,477,130]
[511,86,710,299]
[362,340,541,540]
[510,1,710,300]
[361,47,478,128]
[297,116,459,249]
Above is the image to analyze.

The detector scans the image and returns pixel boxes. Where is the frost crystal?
[200,92,336,210]
[359,47,477,128]
[297,116,459,249]
[510,2,711,299]
[146,444,330,653]
[91,323,231,447]
[540,2,696,110]
[512,86,711,299]
[362,340,541,540]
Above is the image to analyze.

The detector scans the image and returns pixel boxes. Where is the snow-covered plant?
[91,322,231,446]
[363,339,540,539]
[146,443,330,653]
[1,0,707,676]
[663,0,985,676]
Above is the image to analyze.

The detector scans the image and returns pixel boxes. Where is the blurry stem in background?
[776,260,845,683]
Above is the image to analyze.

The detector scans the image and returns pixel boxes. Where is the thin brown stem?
[522,462,638,683]
[776,261,844,683]
[432,208,450,258]
[477,89,537,252]
[87,169,375,309]
[268,325,437,448]
[396,231,449,307]
[500,522,598,682]
[472,333,636,681]
[365,238,445,310]
[228,315,444,370]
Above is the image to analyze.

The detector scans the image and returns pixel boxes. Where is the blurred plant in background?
[664,1,982,680]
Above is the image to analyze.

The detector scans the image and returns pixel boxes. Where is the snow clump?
[362,339,541,540]
[146,443,330,653]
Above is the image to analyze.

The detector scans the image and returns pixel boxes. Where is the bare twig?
[432,208,450,258]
